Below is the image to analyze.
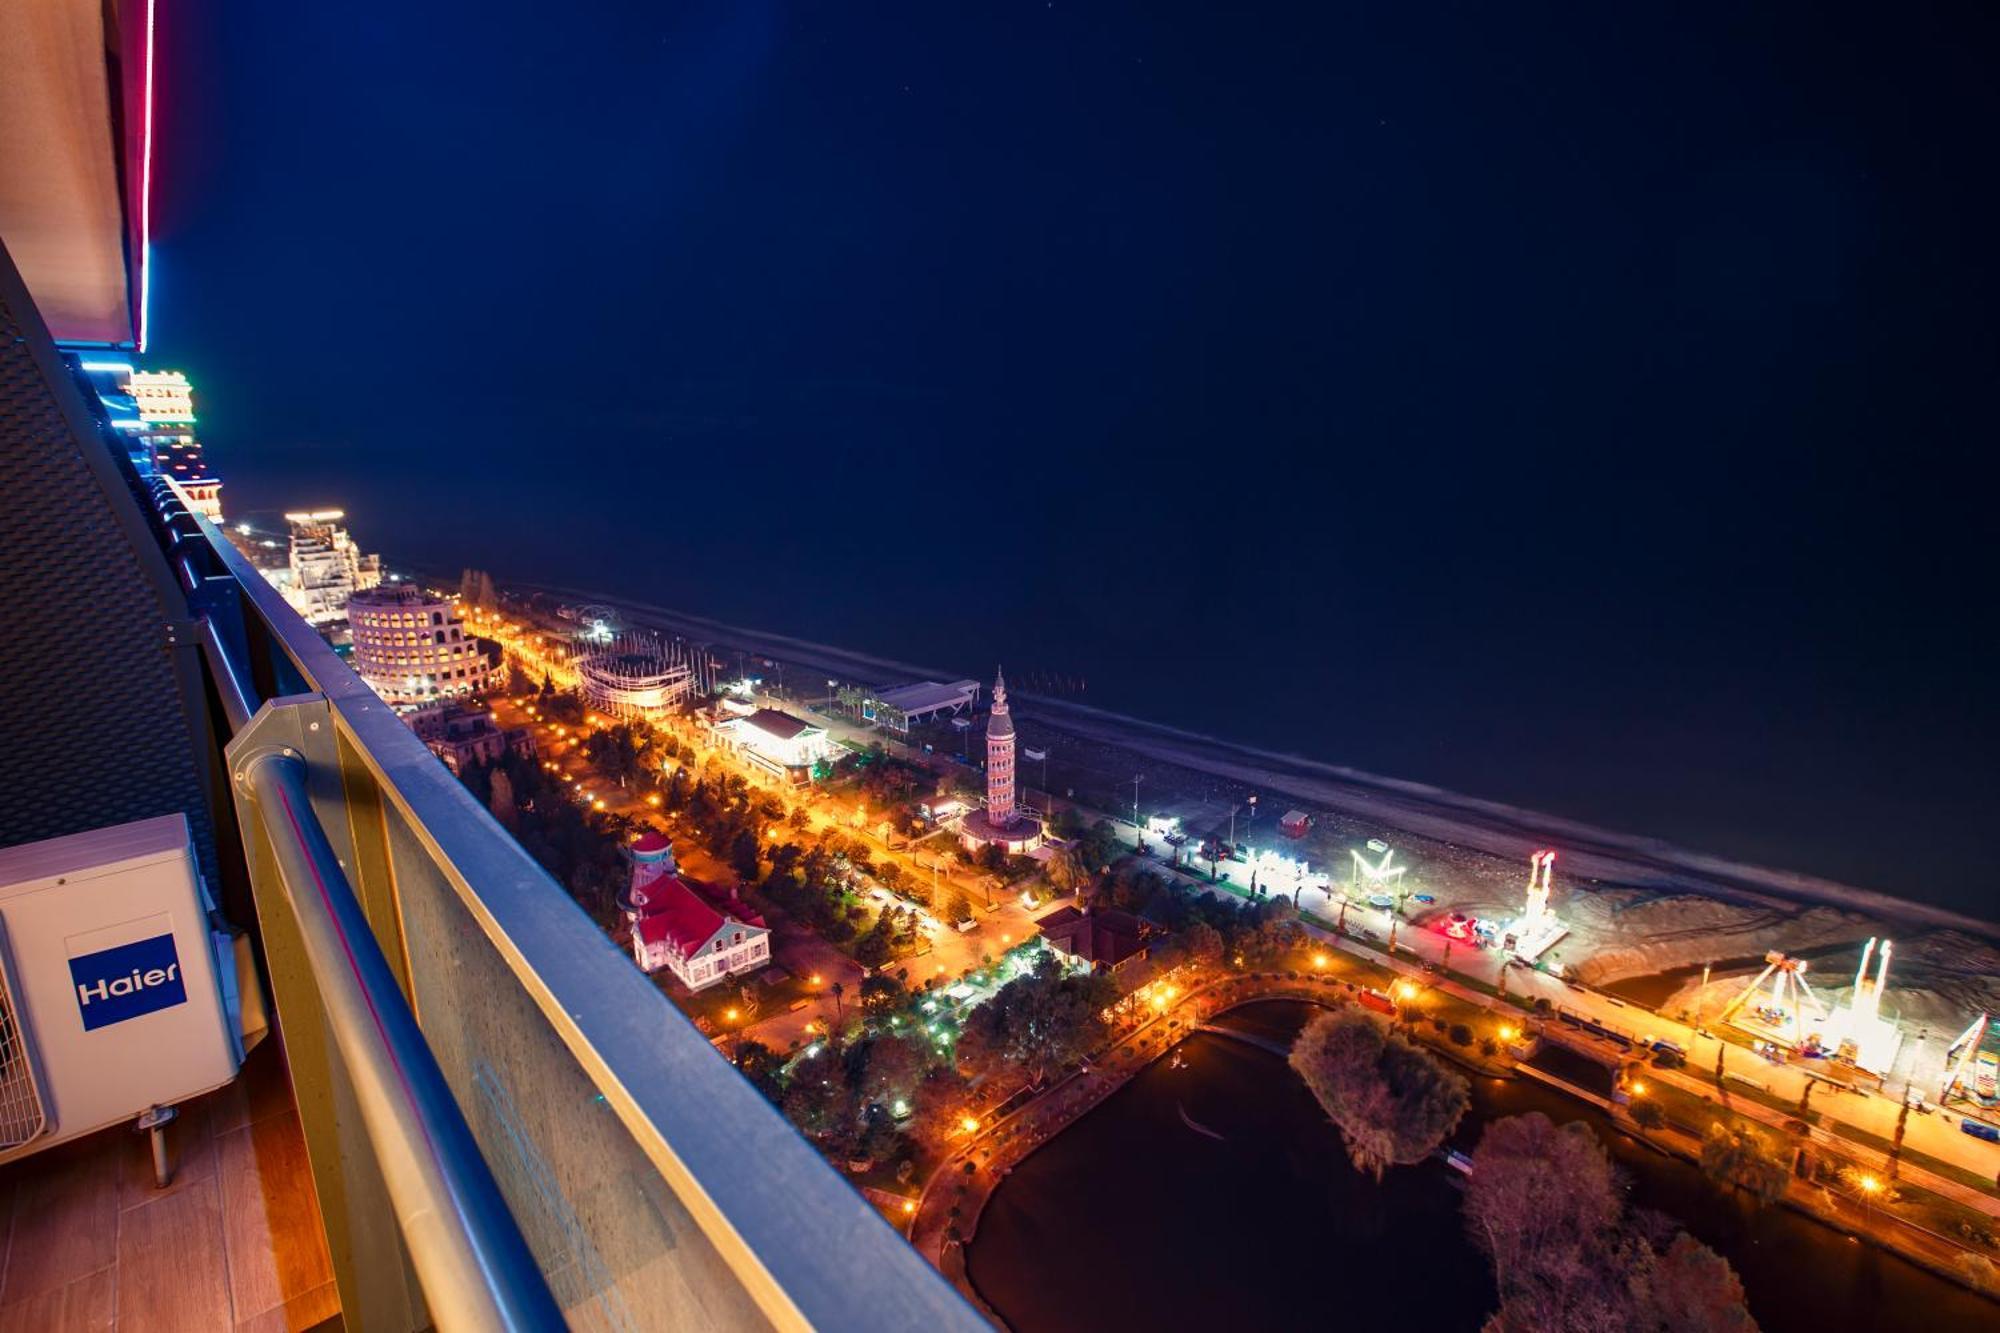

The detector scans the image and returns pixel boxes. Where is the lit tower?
[986,666,1017,828]
[956,666,1041,854]
[1523,849,1555,933]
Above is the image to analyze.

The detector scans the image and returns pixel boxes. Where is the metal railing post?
[229,697,564,1332]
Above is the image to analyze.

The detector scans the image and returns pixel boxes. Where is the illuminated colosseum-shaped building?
[348,584,493,707]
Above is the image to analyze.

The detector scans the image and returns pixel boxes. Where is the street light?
[1857,1173,1882,1239]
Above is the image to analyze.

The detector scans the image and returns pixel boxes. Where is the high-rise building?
[2,15,973,1327]
[278,509,382,624]
[127,369,223,521]
[347,583,492,706]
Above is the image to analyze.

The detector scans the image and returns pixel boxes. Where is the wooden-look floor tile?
[232,1279,340,1333]
[115,1173,231,1332]
[0,1134,117,1304]
[216,1111,334,1324]
[0,1264,114,1332]
[207,1038,296,1138]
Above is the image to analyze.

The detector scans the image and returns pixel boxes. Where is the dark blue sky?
[154,3,1996,910]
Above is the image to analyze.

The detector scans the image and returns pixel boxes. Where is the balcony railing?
[148,481,982,1332]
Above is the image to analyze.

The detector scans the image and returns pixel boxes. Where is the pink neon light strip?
[138,0,157,351]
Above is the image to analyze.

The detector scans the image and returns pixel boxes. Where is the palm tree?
[1045,843,1087,900]
[830,981,846,1036]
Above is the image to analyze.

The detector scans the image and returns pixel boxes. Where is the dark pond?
[966,1000,1994,1331]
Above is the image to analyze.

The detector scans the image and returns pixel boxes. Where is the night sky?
[152,3,1996,912]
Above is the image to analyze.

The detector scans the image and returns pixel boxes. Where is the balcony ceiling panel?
[0,0,142,346]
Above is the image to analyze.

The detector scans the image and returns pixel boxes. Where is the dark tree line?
[1465,1113,1756,1332]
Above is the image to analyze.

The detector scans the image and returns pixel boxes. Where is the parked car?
[1961,1119,2000,1144]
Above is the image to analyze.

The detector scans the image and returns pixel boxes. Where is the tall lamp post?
[1131,774,1144,829]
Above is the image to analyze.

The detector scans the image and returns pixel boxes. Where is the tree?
[945,886,974,926]
[1245,915,1306,965]
[1889,1096,1910,1180]
[733,1040,786,1104]
[1179,921,1224,972]
[853,918,893,969]
[1626,1232,1756,1332]
[781,1046,860,1155]
[1287,1008,1468,1181]
[908,1066,969,1153]
[487,768,517,830]
[729,829,763,882]
[1465,1113,1620,1294]
[855,1034,928,1113]
[1699,1123,1789,1207]
[858,971,905,1020]
[1045,843,1088,898]
[958,952,1118,1086]
[1467,1114,1755,1333]
[1631,1100,1667,1132]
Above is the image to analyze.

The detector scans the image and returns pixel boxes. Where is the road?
[485,693,1052,1054]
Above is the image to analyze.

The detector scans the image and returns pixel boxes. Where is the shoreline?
[504,576,1998,942]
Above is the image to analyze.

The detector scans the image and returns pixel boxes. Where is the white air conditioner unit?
[0,814,243,1163]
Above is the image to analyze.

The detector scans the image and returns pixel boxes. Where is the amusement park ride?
[1501,849,1567,962]
[1715,937,1908,1076]
[1940,1013,2000,1106]
[1348,841,1408,905]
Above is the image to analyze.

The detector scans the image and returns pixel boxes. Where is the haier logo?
[68,933,187,1031]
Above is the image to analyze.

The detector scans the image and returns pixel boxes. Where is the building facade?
[279,510,382,625]
[128,369,223,521]
[578,646,694,721]
[409,703,535,774]
[622,833,770,990]
[348,584,492,706]
[958,668,1043,854]
[711,707,833,784]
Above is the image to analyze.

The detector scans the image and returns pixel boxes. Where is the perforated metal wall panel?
[0,240,218,885]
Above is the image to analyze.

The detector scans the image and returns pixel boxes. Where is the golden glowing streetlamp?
[960,1116,980,1134]
[1312,953,1328,970]
[1857,1173,1882,1237]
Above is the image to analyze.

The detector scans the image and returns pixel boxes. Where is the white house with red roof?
[623,831,770,990]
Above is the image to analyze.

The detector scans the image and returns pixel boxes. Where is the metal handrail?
[238,748,565,1332]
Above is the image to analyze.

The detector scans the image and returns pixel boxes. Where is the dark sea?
[165,2,1995,914]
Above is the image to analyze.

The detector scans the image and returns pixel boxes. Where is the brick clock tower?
[958,666,1041,854]
[985,667,1017,827]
